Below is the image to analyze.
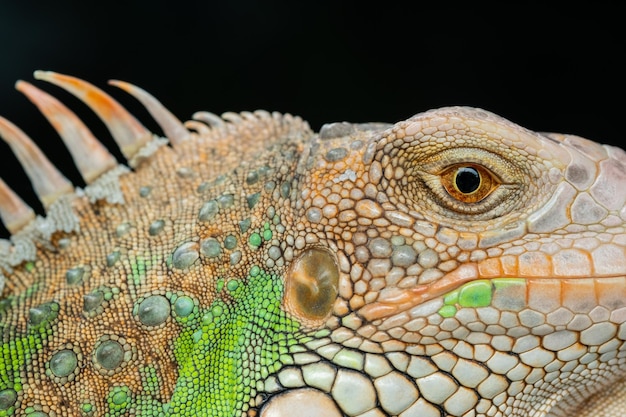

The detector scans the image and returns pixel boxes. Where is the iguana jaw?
[358,261,626,321]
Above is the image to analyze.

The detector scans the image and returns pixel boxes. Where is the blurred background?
[0,2,623,237]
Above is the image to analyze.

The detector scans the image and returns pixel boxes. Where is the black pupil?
[455,167,481,194]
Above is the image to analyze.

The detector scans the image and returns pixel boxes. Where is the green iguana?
[0,71,625,416]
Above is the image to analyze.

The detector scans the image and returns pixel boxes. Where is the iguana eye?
[440,164,500,203]
[400,148,524,219]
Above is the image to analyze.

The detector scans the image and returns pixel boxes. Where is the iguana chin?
[1,71,625,417]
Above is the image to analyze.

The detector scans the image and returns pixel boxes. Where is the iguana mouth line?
[359,263,626,321]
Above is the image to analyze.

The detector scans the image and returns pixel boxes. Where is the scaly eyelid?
[417,147,520,186]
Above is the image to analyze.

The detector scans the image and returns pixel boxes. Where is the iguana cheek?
[259,388,342,417]
[283,247,340,328]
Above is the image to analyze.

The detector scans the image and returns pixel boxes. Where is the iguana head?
[1,73,625,416]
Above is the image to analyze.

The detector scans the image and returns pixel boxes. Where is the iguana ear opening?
[284,247,339,327]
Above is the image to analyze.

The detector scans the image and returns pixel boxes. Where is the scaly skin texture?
[1,74,626,417]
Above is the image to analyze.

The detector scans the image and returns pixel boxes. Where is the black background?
[0,2,623,237]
